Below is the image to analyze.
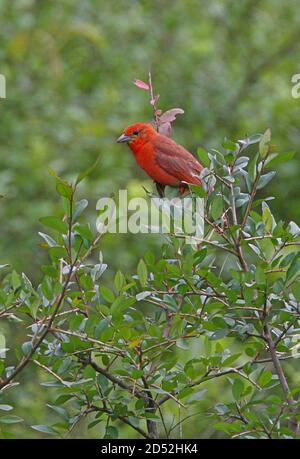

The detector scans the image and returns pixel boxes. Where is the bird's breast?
[129,141,180,186]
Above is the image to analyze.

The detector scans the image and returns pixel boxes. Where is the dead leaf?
[159,108,184,124]
[158,122,172,137]
[128,337,142,348]
[133,79,150,91]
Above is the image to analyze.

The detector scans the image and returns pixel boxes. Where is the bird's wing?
[152,135,203,185]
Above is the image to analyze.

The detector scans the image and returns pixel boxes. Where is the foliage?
[1,128,300,439]
[1,0,300,279]
[1,0,300,439]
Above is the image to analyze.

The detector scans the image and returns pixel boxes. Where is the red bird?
[117,123,203,196]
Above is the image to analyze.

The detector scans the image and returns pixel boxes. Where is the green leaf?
[47,404,69,420]
[99,286,115,303]
[104,425,118,439]
[258,370,272,387]
[255,266,266,285]
[232,379,244,400]
[211,196,223,221]
[210,329,229,340]
[73,199,88,221]
[194,248,207,264]
[137,259,148,286]
[222,139,237,151]
[247,133,263,145]
[48,246,67,259]
[197,147,210,167]
[75,156,101,185]
[176,339,189,350]
[215,403,230,415]
[273,221,285,238]
[178,387,194,400]
[114,270,124,292]
[47,167,66,183]
[266,151,294,168]
[11,270,21,290]
[31,425,57,435]
[248,153,258,182]
[286,254,300,282]
[0,415,24,424]
[56,182,73,199]
[235,196,249,208]
[94,316,112,339]
[144,250,155,265]
[291,283,300,301]
[75,224,93,241]
[21,341,33,356]
[189,184,206,198]
[257,171,276,190]
[57,356,73,374]
[111,296,135,316]
[88,419,103,429]
[0,405,13,411]
[39,216,68,233]
[222,353,242,367]
[259,128,271,158]
[213,422,233,434]
[0,264,9,271]
[186,389,207,403]
[132,369,143,379]
[38,232,57,247]
[262,202,273,233]
[136,291,151,301]
[47,167,72,193]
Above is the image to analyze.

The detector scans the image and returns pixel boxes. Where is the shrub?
[0,128,299,439]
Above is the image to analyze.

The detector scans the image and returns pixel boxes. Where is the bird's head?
[117,123,156,146]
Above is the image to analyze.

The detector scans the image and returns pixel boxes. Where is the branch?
[91,405,150,439]
[0,192,83,391]
[227,164,248,271]
[157,352,294,407]
[148,71,159,131]
[0,260,75,391]
[86,358,148,402]
[263,323,298,434]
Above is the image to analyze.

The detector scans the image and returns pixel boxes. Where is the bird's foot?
[155,182,166,198]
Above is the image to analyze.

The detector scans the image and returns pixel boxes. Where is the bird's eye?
[133,130,139,136]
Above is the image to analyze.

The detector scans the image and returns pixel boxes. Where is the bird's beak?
[117,133,132,143]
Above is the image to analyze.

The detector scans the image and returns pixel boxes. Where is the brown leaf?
[133,79,150,91]
[159,108,184,124]
[158,122,172,137]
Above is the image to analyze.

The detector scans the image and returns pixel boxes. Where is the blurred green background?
[1,0,300,438]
